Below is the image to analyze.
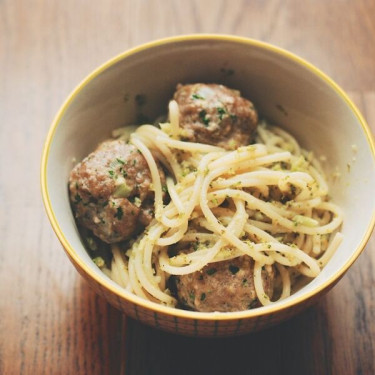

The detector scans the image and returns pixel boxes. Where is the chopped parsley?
[74,193,82,204]
[206,268,217,276]
[93,257,105,268]
[189,292,195,301]
[192,93,205,100]
[199,110,210,126]
[200,293,206,301]
[162,185,168,193]
[229,265,239,274]
[217,107,227,120]
[132,160,137,166]
[116,158,125,165]
[108,170,115,178]
[134,197,141,207]
[113,183,132,198]
[115,207,123,220]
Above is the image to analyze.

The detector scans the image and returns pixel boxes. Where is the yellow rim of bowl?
[41,34,375,321]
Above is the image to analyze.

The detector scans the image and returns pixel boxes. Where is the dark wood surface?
[1,1,374,374]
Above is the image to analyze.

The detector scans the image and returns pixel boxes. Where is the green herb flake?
[229,265,240,275]
[113,183,132,198]
[115,207,124,220]
[134,197,141,207]
[74,193,82,204]
[93,257,105,268]
[162,185,168,193]
[116,158,125,165]
[199,110,210,126]
[192,93,205,100]
[206,268,217,276]
[193,241,200,251]
[132,160,137,166]
[189,292,195,301]
[200,293,206,301]
[230,114,237,121]
[217,107,227,120]
[108,170,115,178]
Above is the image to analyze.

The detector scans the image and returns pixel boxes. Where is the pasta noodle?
[105,101,343,309]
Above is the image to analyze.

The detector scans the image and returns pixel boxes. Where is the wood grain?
[0,1,374,374]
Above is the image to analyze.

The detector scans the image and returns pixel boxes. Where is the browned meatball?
[173,83,258,150]
[175,256,274,312]
[69,140,162,243]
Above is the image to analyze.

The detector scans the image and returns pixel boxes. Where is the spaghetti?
[103,101,343,308]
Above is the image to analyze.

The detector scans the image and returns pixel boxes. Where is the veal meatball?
[69,139,160,243]
[175,256,274,312]
[173,83,258,150]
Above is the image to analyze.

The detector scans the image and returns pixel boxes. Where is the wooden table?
[1,1,374,374]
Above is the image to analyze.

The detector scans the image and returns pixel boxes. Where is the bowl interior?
[45,36,375,316]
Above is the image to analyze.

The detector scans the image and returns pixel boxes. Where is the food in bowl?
[68,83,343,312]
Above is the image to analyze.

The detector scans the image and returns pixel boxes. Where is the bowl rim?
[41,33,375,321]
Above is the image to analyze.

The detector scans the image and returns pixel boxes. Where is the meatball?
[175,256,274,312]
[173,83,258,150]
[69,139,161,243]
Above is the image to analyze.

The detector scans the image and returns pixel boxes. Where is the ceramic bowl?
[41,35,375,337]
